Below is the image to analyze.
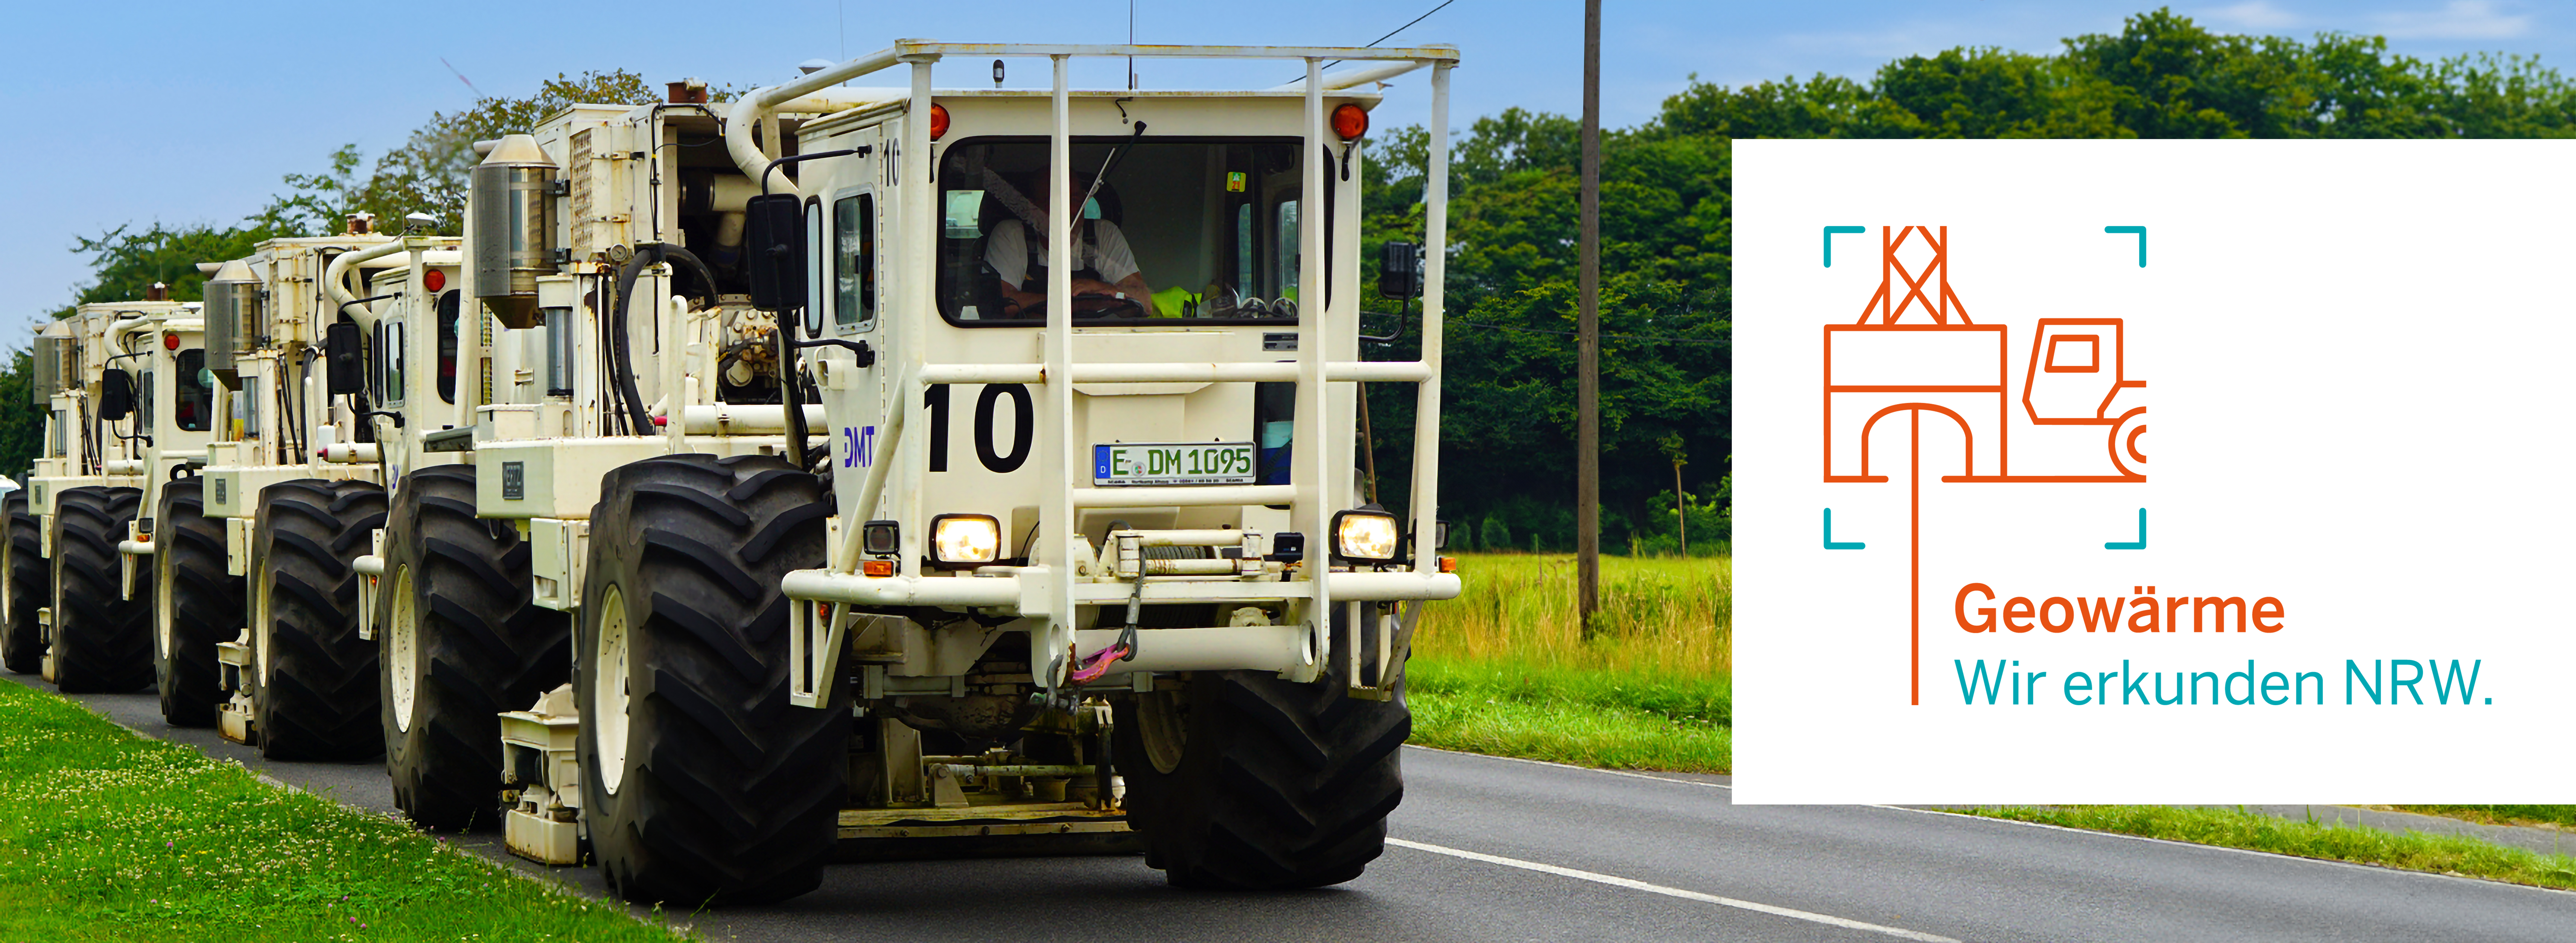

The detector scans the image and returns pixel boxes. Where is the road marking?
[1386,838,1960,942]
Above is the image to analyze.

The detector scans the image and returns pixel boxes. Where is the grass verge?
[1945,804,2576,891]
[0,678,684,942]
[1405,553,1732,773]
[2382,805,2576,831]
[1406,660,1730,773]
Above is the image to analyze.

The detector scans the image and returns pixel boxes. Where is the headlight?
[860,519,900,556]
[1332,508,1400,562]
[929,514,1001,568]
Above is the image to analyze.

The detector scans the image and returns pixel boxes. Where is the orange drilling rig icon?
[1823,225,2145,484]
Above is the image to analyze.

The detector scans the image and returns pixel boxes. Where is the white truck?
[140,222,468,762]
[12,288,213,693]
[350,41,1462,905]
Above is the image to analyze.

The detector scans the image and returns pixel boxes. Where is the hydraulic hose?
[610,252,656,435]
[612,244,721,436]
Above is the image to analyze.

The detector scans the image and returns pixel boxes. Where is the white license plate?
[1093,442,1258,486]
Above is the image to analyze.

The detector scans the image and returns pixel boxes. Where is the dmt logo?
[841,425,876,469]
[1820,225,2151,702]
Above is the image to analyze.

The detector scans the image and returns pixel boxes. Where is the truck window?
[436,291,460,404]
[378,321,406,406]
[835,193,877,331]
[175,349,213,432]
[139,369,155,436]
[934,138,1311,326]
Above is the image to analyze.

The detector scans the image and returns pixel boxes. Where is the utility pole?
[1578,0,1603,634]
[1674,456,1687,556]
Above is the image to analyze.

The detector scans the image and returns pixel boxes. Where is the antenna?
[438,56,485,100]
[1127,0,1137,90]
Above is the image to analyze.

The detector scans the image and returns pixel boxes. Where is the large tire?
[1114,608,1409,890]
[578,454,844,906]
[379,465,568,831]
[2,492,44,674]
[50,487,151,693]
[155,478,238,727]
[248,480,387,759]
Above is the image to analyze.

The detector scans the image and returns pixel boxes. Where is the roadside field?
[0,678,682,942]
[1407,553,1732,773]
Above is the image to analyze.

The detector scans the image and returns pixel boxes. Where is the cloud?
[2370,1,2532,40]
[2203,2,2302,31]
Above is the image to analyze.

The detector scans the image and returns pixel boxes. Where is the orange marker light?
[423,269,446,292]
[929,104,951,142]
[1331,103,1369,140]
[162,332,180,350]
[1437,556,1457,574]
[862,559,895,577]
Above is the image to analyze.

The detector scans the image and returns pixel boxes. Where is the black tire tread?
[579,454,845,906]
[50,487,150,693]
[1115,612,1409,890]
[251,479,386,759]
[155,478,236,726]
[3,492,44,674]
[380,464,568,831]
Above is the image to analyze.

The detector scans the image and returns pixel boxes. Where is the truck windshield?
[935,138,1312,327]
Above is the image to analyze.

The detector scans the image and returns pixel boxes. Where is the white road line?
[1386,838,1960,943]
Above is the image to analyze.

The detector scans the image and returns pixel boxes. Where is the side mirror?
[326,321,364,395]
[744,193,806,312]
[1377,241,1422,300]
[99,369,135,422]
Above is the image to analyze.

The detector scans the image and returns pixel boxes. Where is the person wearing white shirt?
[986,174,1152,318]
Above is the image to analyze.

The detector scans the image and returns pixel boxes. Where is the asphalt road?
[44,683,2576,942]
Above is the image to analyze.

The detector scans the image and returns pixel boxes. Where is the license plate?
[1093,442,1258,486]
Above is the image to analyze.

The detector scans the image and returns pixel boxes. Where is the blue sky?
[5,0,2571,336]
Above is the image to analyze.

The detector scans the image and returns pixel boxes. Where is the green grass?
[2383,806,2576,831]
[0,678,686,942]
[1406,553,1732,773]
[1945,804,2576,891]
[1406,663,1731,772]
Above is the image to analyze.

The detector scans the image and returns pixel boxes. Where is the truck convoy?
[8,287,211,695]
[14,40,1463,907]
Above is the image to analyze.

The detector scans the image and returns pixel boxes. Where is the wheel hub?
[1135,689,1188,775]
[155,555,173,661]
[595,585,633,794]
[390,566,419,733]
[255,568,273,687]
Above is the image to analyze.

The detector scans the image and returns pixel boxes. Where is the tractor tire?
[578,454,844,906]
[248,480,387,759]
[1113,608,1409,890]
[50,487,151,693]
[379,465,567,831]
[2,492,45,674]
[155,478,237,727]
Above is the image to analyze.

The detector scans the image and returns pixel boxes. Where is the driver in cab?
[988,174,1151,318]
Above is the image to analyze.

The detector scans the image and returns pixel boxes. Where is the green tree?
[58,222,283,315]
[262,70,668,236]
[1358,6,2576,553]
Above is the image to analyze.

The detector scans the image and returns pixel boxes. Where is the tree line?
[19,9,2576,555]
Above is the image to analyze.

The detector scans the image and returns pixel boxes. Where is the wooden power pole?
[1578,0,1603,634]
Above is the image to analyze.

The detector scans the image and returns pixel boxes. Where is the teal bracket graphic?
[2105,225,2147,267]
[1824,508,1865,549]
[1823,226,1865,267]
[2106,508,2147,550]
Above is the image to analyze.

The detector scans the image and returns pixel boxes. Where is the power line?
[1291,0,1459,81]
[1350,0,1457,58]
